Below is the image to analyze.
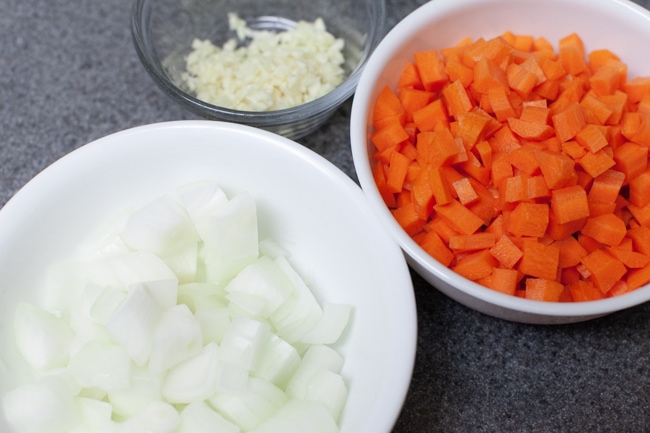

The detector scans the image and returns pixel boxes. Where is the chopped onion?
[208,377,287,431]
[250,334,301,389]
[224,256,294,318]
[161,342,219,404]
[175,400,239,433]
[67,340,131,392]
[300,303,352,345]
[247,399,338,433]
[219,316,271,371]
[75,397,113,432]
[107,366,162,419]
[114,401,179,433]
[3,374,81,433]
[5,181,352,433]
[285,345,343,400]
[148,304,202,375]
[121,195,200,258]
[13,303,74,371]
[201,192,259,284]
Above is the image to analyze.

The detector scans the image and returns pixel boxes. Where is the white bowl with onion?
[350,0,650,324]
[0,121,416,433]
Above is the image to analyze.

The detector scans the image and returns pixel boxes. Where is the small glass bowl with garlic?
[132,0,386,140]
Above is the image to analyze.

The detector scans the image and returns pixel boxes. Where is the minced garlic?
[182,13,345,112]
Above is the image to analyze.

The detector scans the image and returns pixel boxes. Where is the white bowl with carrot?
[350,0,650,324]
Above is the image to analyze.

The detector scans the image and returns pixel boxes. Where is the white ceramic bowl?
[351,0,650,324]
[0,121,416,432]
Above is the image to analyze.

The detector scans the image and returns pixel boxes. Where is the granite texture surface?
[1,0,650,432]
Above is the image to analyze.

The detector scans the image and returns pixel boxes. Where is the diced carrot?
[580,213,627,247]
[370,31,650,302]
[578,149,616,178]
[373,161,397,208]
[600,91,628,125]
[434,199,485,235]
[525,278,565,301]
[518,239,560,281]
[411,168,434,220]
[386,150,411,193]
[562,140,587,159]
[489,124,522,153]
[607,247,649,269]
[607,280,633,297]
[589,59,625,96]
[371,122,410,152]
[500,174,526,204]
[627,263,650,291]
[536,54,566,80]
[443,79,474,119]
[588,49,620,73]
[580,248,627,293]
[628,202,650,227]
[445,58,474,88]
[508,117,555,141]
[474,140,492,170]
[489,152,513,189]
[488,87,517,122]
[627,225,650,256]
[418,230,455,266]
[464,176,496,207]
[414,49,450,92]
[489,234,523,269]
[399,88,435,122]
[452,248,498,281]
[451,177,479,205]
[568,280,605,301]
[535,149,577,189]
[559,33,587,76]
[551,102,586,142]
[426,165,454,206]
[554,235,588,268]
[624,76,650,104]
[628,169,650,208]
[398,62,424,89]
[449,232,497,252]
[580,93,614,125]
[392,199,425,236]
[519,104,550,123]
[507,61,538,98]
[373,86,406,130]
[506,201,549,238]
[613,141,648,181]
[588,169,625,204]
[456,110,493,147]
[577,232,603,255]
[527,175,551,199]
[473,57,509,94]
[575,124,608,153]
[550,185,590,224]
[412,99,449,132]
[489,267,519,296]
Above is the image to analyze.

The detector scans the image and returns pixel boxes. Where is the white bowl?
[351,0,650,324]
[0,121,416,432]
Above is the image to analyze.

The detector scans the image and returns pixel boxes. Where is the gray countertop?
[1,0,649,432]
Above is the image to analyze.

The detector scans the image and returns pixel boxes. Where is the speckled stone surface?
[1,0,649,431]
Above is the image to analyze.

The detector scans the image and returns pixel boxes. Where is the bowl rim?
[130,0,387,127]
[351,0,650,321]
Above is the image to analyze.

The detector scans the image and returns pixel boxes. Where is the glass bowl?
[132,0,386,140]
